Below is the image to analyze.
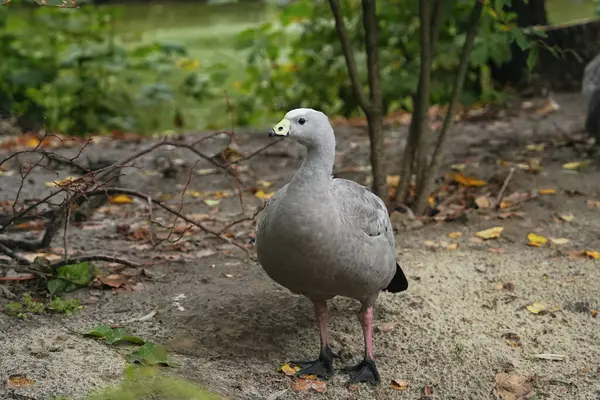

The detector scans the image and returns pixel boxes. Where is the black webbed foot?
[342,358,380,385]
[290,345,336,379]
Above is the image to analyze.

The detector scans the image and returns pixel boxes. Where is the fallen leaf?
[538,188,556,195]
[450,163,466,170]
[533,353,566,361]
[587,199,600,208]
[277,363,300,376]
[84,325,145,345]
[386,175,400,186]
[448,231,463,239]
[45,176,78,188]
[493,372,534,400]
[562,160,589,170]
[203,199,221,207]
[475,195,490,209]
[224,273,234,278]
[453,172,486,187]
[377,322,397,333]
[446,243,459,250]
[527,302,547,314]
[549,238,569,245]
[291,379,310,391]
[109,194,133,204]
[591,310,598,318]
[559,213,574,222]
[7,374,36,387]
[255,189,275,200]
[126,342,172,366]
[257,179,273,188]
[423,240,439,248]
[584,250,600,259]
[423,385,434,396]
[488,247,506,254]
[291,377,327,393]
[527,232,547,247]
[391,379,409,391]
[501,332,521,348]
[475,226,504,240]
[97,274,127,288]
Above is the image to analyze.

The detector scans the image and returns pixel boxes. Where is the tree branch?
[328,0,372,114]
[414,0,484,215]
[49,255,142,270]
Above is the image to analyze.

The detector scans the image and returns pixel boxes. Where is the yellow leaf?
[560,214,574,222]
[446,243,458,251]
[527,232,547,247]
[499,200,512,209]
[527,302,546,314]
[277,363,300,376]
[549,238,569,245]
[585,250,600,260]
[257,179,272,188]
[538,188,556,195]
[448,231,463,239]
[203,199,221,207]
[423,240,439,248]
[255,189,274,200]
[475,226,504,240]
[45,176,78,188]
[428,195,435,207]
[453,172,486,187]
[386,175,400,187]
[109,194,133,204]
[562,160,589,170]
[391,379,409,391]
[450,163,466,170]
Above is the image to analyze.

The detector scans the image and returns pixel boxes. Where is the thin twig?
[50,255,142,270]
[219,203,266,234]
[495,167,516,209]
[0,242,30,265]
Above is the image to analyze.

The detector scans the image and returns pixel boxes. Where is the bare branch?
[49,255,141,270]
[328,0,371,113]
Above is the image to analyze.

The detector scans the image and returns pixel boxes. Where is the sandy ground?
[1,93,600,400]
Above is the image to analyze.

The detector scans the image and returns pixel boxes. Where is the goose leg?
[290,300,335,379]
[343,306,380,385]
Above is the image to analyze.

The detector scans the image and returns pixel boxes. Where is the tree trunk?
[413,0,484,215]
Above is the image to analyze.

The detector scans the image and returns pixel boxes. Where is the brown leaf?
[488,247,506,254]
[376,322,396,333]
[391,379,409,391]
[423,385,434,396]
[475,195,490,209]
[97,274,127,288]
[493,372,534,400]
[7,374,36,387]
[501,332,522,348]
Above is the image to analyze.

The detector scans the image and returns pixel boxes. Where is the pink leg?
[359,306,375,360]
[314,300,330,348]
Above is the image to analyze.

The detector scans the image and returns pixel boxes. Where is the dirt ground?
[1,92,599,400]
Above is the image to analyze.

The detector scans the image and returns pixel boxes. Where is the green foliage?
[85,324,145,345]
[0,1,216,135]
[85,365,221,400]
[47,262,94,294]
[4,292,81,317]
[230,0,543,123]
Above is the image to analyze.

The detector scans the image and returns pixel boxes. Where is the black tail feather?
[384,262,408,293]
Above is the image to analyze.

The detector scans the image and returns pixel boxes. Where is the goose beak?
[269,118,290,137]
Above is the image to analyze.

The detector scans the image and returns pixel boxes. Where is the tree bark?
[328,0,386,198]
[413,0,484,215]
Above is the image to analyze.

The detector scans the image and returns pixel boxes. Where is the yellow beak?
[269,118,291,137]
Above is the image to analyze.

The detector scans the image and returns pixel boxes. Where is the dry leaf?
[527,232,547,247]
[527,302,546,314]
[559,214,574,222]
[584,250,600,259]
[423,240,439,248]
[7,374,36,387]
[224,273,234,278]
[391,379,409,391]
[448,231,463,239]
[453,172,487,187]
[587,199,600,208]
[386,175,400,186]
[255,189,275,200]
[446,243,459,251]
[257,179,273,188]
[538,188,556,195]
[488,247,506,254]
[526,144,545,152]
[291,377,327,393]
[562,161,589,170]
[475,226,504,240]
[475,195,490,208]
[423,385,434,396]
[278,363,300,376]
[377,322,397,333]
[45,176,78,188]
[493,372,534,400]
[109,194,133,204]
[501,332,521,348]
[533,353,566,361]
[97,274,127,288]
[450,163,466,170]
[549,238,569,245]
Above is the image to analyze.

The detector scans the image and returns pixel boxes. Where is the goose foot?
[342,358,380,385]
[290,345,335,379]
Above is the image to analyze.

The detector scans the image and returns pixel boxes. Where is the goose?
[255,108,408,385]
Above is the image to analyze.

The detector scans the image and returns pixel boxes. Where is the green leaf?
[48,262,94,294]
[84,325,145,345]
[526,47,538,72]
[126,342,172,366]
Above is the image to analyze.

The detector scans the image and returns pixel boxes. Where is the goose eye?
[298,118,306,125]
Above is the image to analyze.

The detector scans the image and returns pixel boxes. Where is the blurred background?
[0,0,598,136]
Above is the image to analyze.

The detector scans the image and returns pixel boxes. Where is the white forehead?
[285,108,319,120]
